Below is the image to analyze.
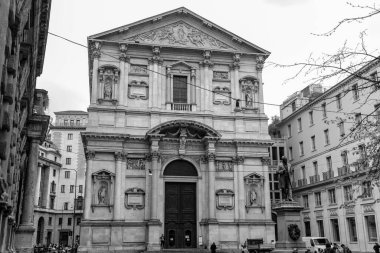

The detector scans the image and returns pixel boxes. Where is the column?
[232,53,240,110]
[114,152,123,220]
[91,42,101,104]
[165,66,171,109]
[34,164,42,206]
[148,61,153,108]
[20,138,39,225]
[150,152,159,220]
[191,69,196,107]
[262,157,272,219]
[233,159,239,220]
[208,153,216,219]
[119,44,128,105]
[84,151,95,220]
[237,156,245,220]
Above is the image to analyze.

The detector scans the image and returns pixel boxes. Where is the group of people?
[34,243,78,253]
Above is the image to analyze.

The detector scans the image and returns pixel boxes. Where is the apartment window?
[341,151,348,165]
[70,185,74,193]
[355,113,362,124]
[76,119,80,126]
[58,218,62,225]
[297,118,302,132]
[358,144,366,160]
[324,129,330,145]
[69,120,74,126]
[344,185,353,202]
[64,120,68,126]
[322,103,327,117]
[79,185,83,193]
[173,75,188,103]
[50,181,56,193]
[365,215,378,241]
[315,192,322,206]
[309,111,314,125]
[328,188,336,204]
[67,145,72,152]
[311,136,316,151]
[67,133,73,140]
[299,141,304,156]
[303,195,309,208]
[304,221,311,236]
[48,217,52,226]
[68,218,72,226]
[370,71,379,90]
[313,161,318,175]
[347,217,358,242]
[289,147,293,160]
[291,101,296,112]
[66,158,71,165]
[352,83,359,100]
[301,166,306,179]
[49,197,54,209]
[64,202,69,210]
[76,217,81,225]
[336,94,342,110]
[65,171,70,178]
[362,181,373,198]
[326,156,332,171]
[61,185,65,193]
[338,122,345,136]
[53,169,56,177]
[317,220,325,237]
[331,219,341,242]
[287,124,292,138]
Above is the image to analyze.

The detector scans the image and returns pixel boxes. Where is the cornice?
[81,132,131,141]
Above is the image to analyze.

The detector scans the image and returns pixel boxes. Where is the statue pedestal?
[272,201,306,253]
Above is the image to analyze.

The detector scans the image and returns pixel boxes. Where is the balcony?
[309,175,320,184]
[338,165,350,176]
[323,170,334,180]
[297,178,307,187]
[171,103,192,111]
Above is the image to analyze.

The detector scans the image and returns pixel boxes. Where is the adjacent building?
[278,59,380,252]
[80,7,275,252]
[0,0,51,251]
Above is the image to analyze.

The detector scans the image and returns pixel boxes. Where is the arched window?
[164,160,197,177]
[36,217,44,245]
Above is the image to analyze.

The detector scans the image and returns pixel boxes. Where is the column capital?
[207,152,216,161]
[191,68,196,77]
[236,156,244,165]
[114,151,125,161]
[149,46,162,64]
[146,151,161,161]
[91,41,102,59]
[200,50,213,68]
[85,150,96,160]
[230,53,240,70]
[119,43,130,62]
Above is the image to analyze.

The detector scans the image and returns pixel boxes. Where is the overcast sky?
[38,0,380,122]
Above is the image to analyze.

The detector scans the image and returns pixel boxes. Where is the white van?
[302,237,331,253]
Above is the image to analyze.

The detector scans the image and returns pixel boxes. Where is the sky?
[37,0,380,122]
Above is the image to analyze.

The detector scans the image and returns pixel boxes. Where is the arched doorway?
[164,160,197,249]
[36,217,44,245]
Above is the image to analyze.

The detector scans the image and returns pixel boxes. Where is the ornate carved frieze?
[91,170,115,212]
[230,53,240,70]
[130,64,148,75]
[126,22,233,50]
[207,152,216,161]
[216,160,233,172]
[213,87,231,105]
[329,208,338,216]
[216,189,235,210]
[126,158,146,170]
[128,80,149,100]
[244,173,264,213]
[125,188,145,210]
[261,157,271,166]
[213,71,229,80]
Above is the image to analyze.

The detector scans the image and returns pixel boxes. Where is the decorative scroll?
[128,80,149,100]
[216,160,233,172]
[127,159,146,170]
[244,173,264,213]
[213,71,229,80]
[125,188,145,210]
[91,170,115,212]
[130,64,148,74]
[213,87,231,105]
[126,21,233,50]
[216,189,234,210]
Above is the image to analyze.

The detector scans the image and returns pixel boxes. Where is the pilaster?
[232,158,239,220]
[84,151,95,220]
[119,43,129,106]
[91,41,101,104]
[190,68,196,106]
[34,164,42,206]
[237,156,245,220]
[256,55,265,113]
[166,66,172,107]
[114,152,124,220]
[205,138,217,220]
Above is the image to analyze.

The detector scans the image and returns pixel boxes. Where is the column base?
[15,224,35,253]
[146,219,162,251]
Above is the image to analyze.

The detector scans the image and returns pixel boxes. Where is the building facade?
[80,7,275,252]
[278,60,380,252]
[0,0,51,252]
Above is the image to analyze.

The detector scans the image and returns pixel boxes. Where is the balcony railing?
[297,178,307,187]
[309,175,320,184]
[171,103,192,111]
[338,165,350,176]
[323,170,334,180]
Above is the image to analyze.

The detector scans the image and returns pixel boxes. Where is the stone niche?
[91,170,115,212]
[244,173,264,213]
[98,66,120,105]
[239,76,259,111]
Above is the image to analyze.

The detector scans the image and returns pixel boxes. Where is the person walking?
[374,243,380,253]
[211,242,217,253]
[160,234,165,249]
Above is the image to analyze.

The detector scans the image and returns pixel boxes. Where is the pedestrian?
[341,244,351,253]
[160,234,165,249]
[324,243,335,253]
[374,243,380,253]
[211,242,217,253]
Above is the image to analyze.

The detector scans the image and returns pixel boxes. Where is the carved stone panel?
[213,87,231,105]
[213,71,229,81]
[215,160,233,172]
[130,64,148,75]
[91,170,115,212]
[128,80,149,100]
[125,188,145,210]
[126,158,146,170]
[216,189,234,210]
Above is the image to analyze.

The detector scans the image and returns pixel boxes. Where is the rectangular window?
[68,218,72,226]
[341,151,348,165]
[347,217,358,242]
[48,217,52,226]
[331,219,341,242]
[297,118,302,132]
[304,221,311,236]
[301,166,306,179]
[70,120,74,126]
[355,113,362,124]
[58,218,62,225]
[76,119,80,125]
[313,161,318,175]
[359,144,366,160]
[338,122,345,136]
[289,147,293,160]
[311,136,316,151]
[352,84,359,100]
[65,171,70,178]
[49,197,54,209]
[64,120,68,126]
[287,124,292,137]
[61,185,65,193]
[299,141,304,156]
[328,188,336,204]
[336,94,342,110]
[365,215,378,241]
[322,103,327,118]
[362,181,373,198]
[303,195,309,208]
[326,156,332,171]
[64,202,68,210]
[315,192,322,206]
[67,145,72,152]
[77,217,81,225]
[324,129,330,145]
[344,185,353,202]
[70,185,74,193]
[79,185,83,193]
[173,75,188,103]
[53,169,56,177]
[67,133,73,140]
[66,158,71,165]
[317,220,325,237]
[309,111,314,125]
[292,101,296,112]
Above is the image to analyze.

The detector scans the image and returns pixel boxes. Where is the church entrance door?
[165,182,196,249]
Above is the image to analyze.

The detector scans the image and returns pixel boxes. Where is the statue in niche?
[245,92,253,107]
[250,190,257,205]
[104,78,112,99]
[277,156,293,201]
[98,181,108,204]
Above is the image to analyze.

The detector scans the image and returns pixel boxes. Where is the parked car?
[302,237,331,253]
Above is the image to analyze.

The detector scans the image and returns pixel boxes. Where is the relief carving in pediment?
[125,22,234,50]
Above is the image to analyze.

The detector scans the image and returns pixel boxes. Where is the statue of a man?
[98,182,108,204]
[277,156,292,201]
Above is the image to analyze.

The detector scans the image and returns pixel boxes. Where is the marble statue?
[98,182,108,204]
[104,79,112,99]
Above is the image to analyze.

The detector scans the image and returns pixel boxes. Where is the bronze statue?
[277,156,292,201]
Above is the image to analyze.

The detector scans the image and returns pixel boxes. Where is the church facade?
[80,7,275,252]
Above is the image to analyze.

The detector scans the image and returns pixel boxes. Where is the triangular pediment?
[124,21,235,51]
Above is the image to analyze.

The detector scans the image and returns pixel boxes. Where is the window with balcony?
[315,192,322,206]
[297,118,302,132]
[352,83,359,100]
[336,94,342,110]
[322,103,327,118]
[331,219,341,242]
[299,141,304,156]
[311,136,316,151]
[309,111,314,125]
[173,75,187,103]
[67,145,72,152]
[362,181,373,198]
[324,129,330,145]
[347,217,358,242]
[317,220,325,237]
[303,195,309,208]
[365,215,378,242]
[328,188,336,204]
[344,185,353,202]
